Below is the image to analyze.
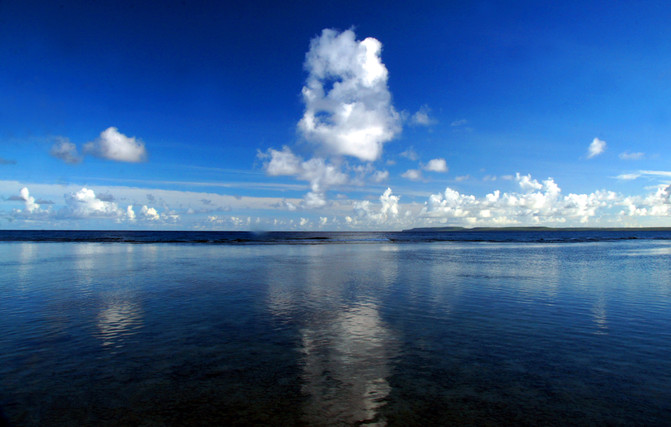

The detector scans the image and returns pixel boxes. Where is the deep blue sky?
[2,1,671,229]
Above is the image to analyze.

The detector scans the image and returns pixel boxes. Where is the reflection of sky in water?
[72,243,145,349]
[97,299,143,349]
[300,302,396,426]
[74,243,98,287]
[591,295,608,334]
[621,243,671,256]
[3,239,671,425]
[17,242,36,286]
[266,244,399,425]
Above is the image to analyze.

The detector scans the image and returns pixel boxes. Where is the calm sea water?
[1,231,671,425]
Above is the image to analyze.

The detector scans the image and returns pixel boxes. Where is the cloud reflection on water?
[97,299,143,349]
[16,242,36,287]
[266,245,399,425]
[70,243,146,350]
[300,302,396,425]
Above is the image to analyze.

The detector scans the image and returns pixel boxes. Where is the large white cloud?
[84,127,147,163]
[298,29,401,161]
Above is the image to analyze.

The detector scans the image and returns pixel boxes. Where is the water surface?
[1,233,671,425]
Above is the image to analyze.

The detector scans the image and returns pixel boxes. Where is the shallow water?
[1,238,671,425]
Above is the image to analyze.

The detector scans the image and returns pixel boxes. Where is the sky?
[2,0,671,230]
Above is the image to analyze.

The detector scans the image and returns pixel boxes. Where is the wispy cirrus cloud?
[400,147,418,161]
[616,170,671,182]
[616,173,641,181]
[619,151,645,160]
[639,170,671,178]
[410,105,435,126]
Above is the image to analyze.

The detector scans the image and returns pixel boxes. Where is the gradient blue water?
[1,236,671,425]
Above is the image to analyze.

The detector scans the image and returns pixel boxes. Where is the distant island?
[402,226,671,232]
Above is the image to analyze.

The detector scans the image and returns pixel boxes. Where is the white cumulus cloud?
[401,169,422,181]
[424,158,448,173]
[516,173,543,192]
[621,185,671,218]
[64,188,125,218]
[420,174,621,225]
[19,187,40,213]
[126,205,136,221]
[84,127,147,163]
[587,137,606,159]
[260,147,347,209]
[297,28,401,161]
[353,188,401,225]
[140,205,160,221]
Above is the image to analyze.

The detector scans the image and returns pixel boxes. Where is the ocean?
[1,230,671,425]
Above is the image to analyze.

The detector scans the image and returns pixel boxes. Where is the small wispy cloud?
[401,169,422,181]
[640,170,671,178]
[587,137,606,159]
[450,119,467,127]
[371,170,389,183]
[400,147,418,161]
[50,138,82,164]
[0,157,16,165]
[616,170,671,181]
[619,151,645,160]
[410,105,435,126]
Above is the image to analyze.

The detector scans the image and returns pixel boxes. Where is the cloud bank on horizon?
[2,12,671,230]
